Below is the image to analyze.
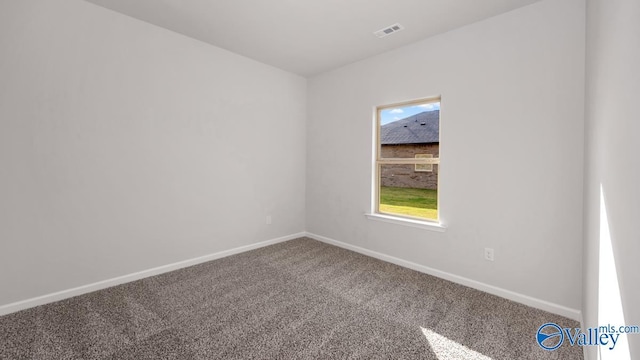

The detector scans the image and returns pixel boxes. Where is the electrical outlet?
[266,215,272,225]
[484,248,495,261]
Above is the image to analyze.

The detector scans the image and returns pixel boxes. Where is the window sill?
[364,213,447,232]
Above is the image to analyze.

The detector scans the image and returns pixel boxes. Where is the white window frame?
[371,96,442,226]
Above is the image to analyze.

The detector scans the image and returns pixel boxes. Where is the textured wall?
[0,0,306,307]
[307,0,585,313]
[583,0,640,358]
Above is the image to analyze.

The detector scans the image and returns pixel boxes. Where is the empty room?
[1,0,638,359]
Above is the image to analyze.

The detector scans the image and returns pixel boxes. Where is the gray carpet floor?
[0,237,583,359]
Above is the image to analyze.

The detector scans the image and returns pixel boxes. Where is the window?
[374,97,440,222]
[415,154,433,172]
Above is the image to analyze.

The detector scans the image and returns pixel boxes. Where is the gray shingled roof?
[381,110,439,145]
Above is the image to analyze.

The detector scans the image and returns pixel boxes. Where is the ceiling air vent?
[373,23,404,38]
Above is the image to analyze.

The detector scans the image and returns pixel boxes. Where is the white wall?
[0,0,306,307]
[583,0,640,358]
[307,0,585,313]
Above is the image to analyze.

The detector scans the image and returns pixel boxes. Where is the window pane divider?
[377,158,440,165]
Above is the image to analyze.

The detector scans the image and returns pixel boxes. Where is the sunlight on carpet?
[421,327,493,360]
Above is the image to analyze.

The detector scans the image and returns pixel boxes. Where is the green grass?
[379,186,438,220]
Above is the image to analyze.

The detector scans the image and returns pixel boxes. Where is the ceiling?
[85,0,541,77]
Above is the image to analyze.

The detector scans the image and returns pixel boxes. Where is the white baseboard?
[1,231,582,322]
[305,232,582,322]
[0,232,305,316]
